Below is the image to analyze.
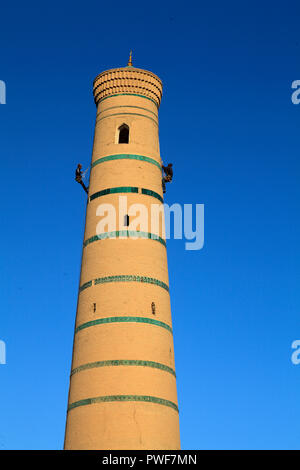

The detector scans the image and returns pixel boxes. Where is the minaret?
[64,55,180,450]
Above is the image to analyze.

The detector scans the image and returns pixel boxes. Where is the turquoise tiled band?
[71,359,176,377]
[94,275,169,291]
[79,280,92,292]
[75,316,172,334]
[141,188,163,202]
[83,231,166,248]
[89,186,163,203]
[68,395,178,413]
[97,93,159,108]
[90,186,138,200]
[91,154,162,170]
[79,275,169,293]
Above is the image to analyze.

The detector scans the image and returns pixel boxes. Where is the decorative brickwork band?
[93,68,163,108]
[75,316,173,335]
[91,154,162,170]
[96,111,158,126]
[71,360,176,377]
[97,105,158,119]
[68,395,179,413]
[83,231,166,248]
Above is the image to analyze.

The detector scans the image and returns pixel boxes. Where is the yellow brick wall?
[64,66,180,450]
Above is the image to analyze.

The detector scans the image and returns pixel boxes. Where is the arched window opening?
[118,124,129,144]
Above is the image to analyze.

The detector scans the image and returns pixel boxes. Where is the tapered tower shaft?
[64,62,180,450]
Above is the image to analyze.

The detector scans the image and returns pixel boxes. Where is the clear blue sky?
[1,0,300,450]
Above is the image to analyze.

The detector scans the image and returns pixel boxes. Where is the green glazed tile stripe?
[94,275,169,292]
[97,93,159,108]
[89,186,163,203]
[75,316,172,334]
[79,276,169,293]
[96,112,158,126]
[83,231,166,248]
[79,280,92,292]
[97,105,158,118]
[91,154,161,170]
[141,188,163,203]
[68,395,178,413]
[71,359,176,377]
[90,186,138,201]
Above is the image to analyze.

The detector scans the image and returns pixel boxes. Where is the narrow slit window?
[124,215,130,227]
[118,124,129,144]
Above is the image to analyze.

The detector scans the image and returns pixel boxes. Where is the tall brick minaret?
[64,54,180,450]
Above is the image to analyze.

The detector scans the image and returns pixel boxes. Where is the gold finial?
[127,50,133,66]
